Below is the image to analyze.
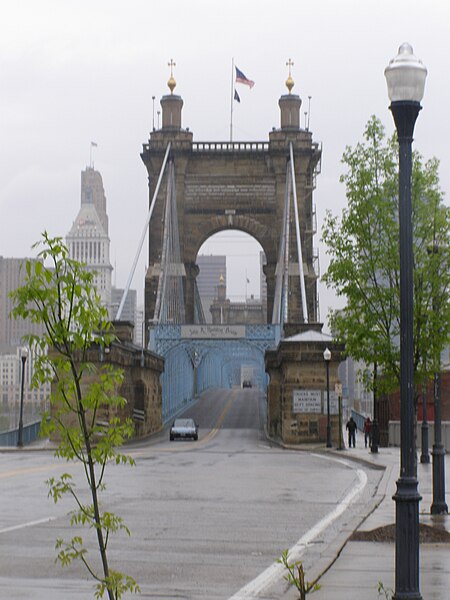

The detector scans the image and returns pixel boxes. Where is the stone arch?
[189,214,277,265]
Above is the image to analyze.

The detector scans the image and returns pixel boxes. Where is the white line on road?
[228,455,368,600]
[0,516,57,534]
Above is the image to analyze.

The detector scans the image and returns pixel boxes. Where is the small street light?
[385,42,427,600]
[323,347,331,448]
[17,347,28,448]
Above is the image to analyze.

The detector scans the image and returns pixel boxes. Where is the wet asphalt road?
[0,388,382,599]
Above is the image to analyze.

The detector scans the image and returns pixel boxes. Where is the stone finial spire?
[167,58,176,94]
[285,58,295,94]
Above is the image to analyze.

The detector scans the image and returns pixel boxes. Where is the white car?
[169,418,199,441]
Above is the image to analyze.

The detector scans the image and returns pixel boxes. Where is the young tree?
[322,116,450,397]
[10,233,139,600]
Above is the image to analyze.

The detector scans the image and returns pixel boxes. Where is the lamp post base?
[431,443,448,514]
[392,476,422,600]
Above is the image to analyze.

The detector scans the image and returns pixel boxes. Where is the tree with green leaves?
[10,233,139,600]
[322,115,450,398]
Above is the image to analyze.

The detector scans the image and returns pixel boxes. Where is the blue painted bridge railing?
[150,324,280,422]
[0,420,42,447]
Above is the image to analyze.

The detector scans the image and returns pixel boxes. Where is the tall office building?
[66,167,113,313]
[196,255,226,323]
[0,258,50,416]
[0,257,44,352]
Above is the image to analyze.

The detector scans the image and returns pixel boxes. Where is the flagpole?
[230,57,234,142]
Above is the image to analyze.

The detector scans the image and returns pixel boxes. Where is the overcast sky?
[1,1,449,328]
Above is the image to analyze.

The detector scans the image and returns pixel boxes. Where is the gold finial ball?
[285,74,294,94]
[168,75,176,94]
[167,59,177,94]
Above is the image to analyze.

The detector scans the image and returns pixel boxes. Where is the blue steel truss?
[150,324,280,422]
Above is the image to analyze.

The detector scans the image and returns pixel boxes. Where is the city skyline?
[1,1,449,330]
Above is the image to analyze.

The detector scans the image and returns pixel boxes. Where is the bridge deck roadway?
[0,388,383,599]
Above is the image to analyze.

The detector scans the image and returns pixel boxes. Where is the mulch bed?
[351,523,450,543]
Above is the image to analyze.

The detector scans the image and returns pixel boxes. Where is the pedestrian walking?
[346,416,357,448]
[363,417,372,448]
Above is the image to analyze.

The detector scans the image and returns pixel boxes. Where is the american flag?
[235,66,254,88]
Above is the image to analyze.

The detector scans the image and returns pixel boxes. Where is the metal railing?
[192,141,269,153]
[0,420,42,447]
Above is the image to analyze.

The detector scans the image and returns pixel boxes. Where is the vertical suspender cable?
[272,162,290,325]
[289,142,308,323]
[153,161,173,323]
[115,141,171,320]
[282,168,291,326]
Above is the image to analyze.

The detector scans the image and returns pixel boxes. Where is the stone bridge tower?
[141,71,321,331]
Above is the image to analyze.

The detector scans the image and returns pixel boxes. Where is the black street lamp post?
[427,241,448,514]
[371,363,379,453]
[385,43,427,600]
[17,347,28,448]
[324,347,332,448]
[431,371,448,514]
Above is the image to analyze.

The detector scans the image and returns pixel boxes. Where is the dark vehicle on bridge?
[242,380,252,388]
[169,418,199,441]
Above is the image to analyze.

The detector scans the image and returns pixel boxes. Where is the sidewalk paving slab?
[278,431,450,600]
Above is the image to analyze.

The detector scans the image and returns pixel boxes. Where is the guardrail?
[351,409,366,433]
[0,420,42,447]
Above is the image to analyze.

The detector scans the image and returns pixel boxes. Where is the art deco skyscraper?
[66,167,113,313]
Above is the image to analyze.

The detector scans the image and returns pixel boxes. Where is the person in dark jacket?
[346,417,357,448]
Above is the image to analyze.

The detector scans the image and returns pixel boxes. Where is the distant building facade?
[196,255,226,324]
[338,357,374,418]
[0,257,45,352]
[66,167,113,314]
[210,276,265,325]
[0,258,51,421]
[0,348,50,417]
[111,288,143,346]
[260,251,267,318]
[111,288,137,325]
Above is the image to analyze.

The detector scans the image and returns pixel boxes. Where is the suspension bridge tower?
[141,65,322,333]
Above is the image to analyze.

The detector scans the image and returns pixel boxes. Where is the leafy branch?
[276,549,320,600]
[10,233,138,600]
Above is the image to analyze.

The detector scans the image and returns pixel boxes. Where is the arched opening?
[195,230,267,325]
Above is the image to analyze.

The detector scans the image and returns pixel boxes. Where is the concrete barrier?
[389,421,450,449]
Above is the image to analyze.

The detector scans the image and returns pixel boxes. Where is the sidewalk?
[287,432,450,600]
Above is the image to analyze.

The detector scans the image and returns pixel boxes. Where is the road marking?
[228,456,367,600]
[131,390,237,456]
[0,463,70,479]
[198,392,236,446]
[0,516,57,534]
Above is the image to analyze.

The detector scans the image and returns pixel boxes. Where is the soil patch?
[351,522,450,543]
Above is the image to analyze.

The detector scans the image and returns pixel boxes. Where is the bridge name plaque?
[181,325,245,339]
